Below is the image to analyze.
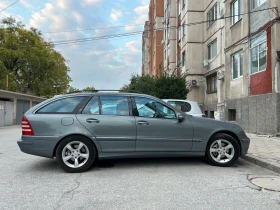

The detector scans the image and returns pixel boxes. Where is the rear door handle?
[86,118,100,123]
[137,121,149,125]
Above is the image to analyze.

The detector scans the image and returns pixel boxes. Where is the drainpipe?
[248,0,251,97]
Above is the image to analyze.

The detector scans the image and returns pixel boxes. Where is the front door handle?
[137,121,149,125]
[86,118,100,123]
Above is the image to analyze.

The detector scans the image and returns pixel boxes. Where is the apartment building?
[162,0,177,74]
[142,21,150,75]
[142,0,280,134]
[141,0,164,76]
[223,0,280,134]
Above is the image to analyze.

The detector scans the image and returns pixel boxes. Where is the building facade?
[162,0,177,74]
[142,0,164,76]
[142,21,150,75]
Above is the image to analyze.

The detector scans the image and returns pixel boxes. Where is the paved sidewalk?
[242,133,280,173]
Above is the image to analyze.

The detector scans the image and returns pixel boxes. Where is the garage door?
[5,102,14,126]
[16,99,30,125]
[0,101,4,127]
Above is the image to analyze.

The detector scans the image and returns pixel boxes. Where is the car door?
[76,95,136,152]
[133,96,193,152]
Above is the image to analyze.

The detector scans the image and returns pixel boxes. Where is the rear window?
[37,96,85,114]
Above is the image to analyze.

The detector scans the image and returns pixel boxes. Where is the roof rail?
[66,90,143,94]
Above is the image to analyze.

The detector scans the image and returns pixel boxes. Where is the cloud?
[126,40,139,53]
[124,25,137,32]
[134,5,149,24]
[110,8,123,22]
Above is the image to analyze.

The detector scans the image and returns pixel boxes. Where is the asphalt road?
[1,126,280,210]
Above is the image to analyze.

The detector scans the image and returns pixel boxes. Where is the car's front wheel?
[205,133,240,167]
[56,135,96,173]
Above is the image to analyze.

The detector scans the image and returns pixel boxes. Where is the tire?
[205,133,240,167]
[56,135,97,173]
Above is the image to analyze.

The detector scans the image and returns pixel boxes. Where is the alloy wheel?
[62,141,90,168]
[209,139,235,163]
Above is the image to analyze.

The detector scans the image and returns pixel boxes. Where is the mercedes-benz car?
[17,91,250,173]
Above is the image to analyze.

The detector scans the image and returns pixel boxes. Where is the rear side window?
[100,96,130,116]
[37,97,85,114]
[167,101,191,112]
[82,97,99,114]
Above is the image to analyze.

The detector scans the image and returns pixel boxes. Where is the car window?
[100,96,130,116]
[37,96,85,114]
[135,97,176,119]
[82,97,99,114]
[167,101,191,112]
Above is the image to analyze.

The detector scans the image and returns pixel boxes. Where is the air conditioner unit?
[191,80,199,87]
[161,40,165,45]
[202,60,209,68]
[217,70,225,80]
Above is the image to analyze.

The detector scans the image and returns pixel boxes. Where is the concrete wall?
[225,93,280,135]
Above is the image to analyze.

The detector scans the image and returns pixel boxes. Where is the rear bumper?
[17,136,59,158]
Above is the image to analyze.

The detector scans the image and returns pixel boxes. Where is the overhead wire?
[27,7,277,47]
[0,0,19,12]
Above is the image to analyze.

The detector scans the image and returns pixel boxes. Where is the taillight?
[202,114,206,117]
[22,116,34,136]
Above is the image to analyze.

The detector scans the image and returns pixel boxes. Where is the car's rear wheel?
[205,133,240,167]
[56,135,96,173]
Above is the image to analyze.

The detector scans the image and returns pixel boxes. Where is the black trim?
[130,96,139,116]
[75,96,92,114]
[98,95,101,115]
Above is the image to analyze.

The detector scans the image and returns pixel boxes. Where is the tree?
[122,71,189,99]
[0,17,71,97]
[68,86,95,93]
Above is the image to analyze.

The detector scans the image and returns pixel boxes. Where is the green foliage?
[122,71,189,99]
[68,86,95,93]
[0,17,71,97]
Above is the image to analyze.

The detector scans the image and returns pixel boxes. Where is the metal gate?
[16,99,30,125]
[4,102,14,126]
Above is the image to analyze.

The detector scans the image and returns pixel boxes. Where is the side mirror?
[177,113,185,122]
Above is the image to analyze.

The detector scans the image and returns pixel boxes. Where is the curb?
[242,155,280,174]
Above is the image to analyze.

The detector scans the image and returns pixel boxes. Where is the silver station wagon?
[18,91,250,173]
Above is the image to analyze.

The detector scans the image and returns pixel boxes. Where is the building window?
[228,109,237,121]
[208,39,217,59]
[232,52,243,79]
[182,51,185,66]
[207,74,217,94]
[210,111,214,119]
[167,44,170,57]
[232,0,242,24]
[178,27,181,42]
[164,49,167,60]
[178,0,181,15]
[207,3,217,26]
[251,0,266,10]
[182,22,186,37]
[250,32,267,74]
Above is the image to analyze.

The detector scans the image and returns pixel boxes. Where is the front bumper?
[240,138,250,156]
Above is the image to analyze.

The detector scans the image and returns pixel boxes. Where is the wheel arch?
[209,130,242,155]
[52,134,100,157]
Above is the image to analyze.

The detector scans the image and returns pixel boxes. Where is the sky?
[0,0,150,90]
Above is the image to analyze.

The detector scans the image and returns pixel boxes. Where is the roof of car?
[56,91,153,98]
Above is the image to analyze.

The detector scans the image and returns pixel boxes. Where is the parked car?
[18,91,250,173]
[162,99,205,117]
